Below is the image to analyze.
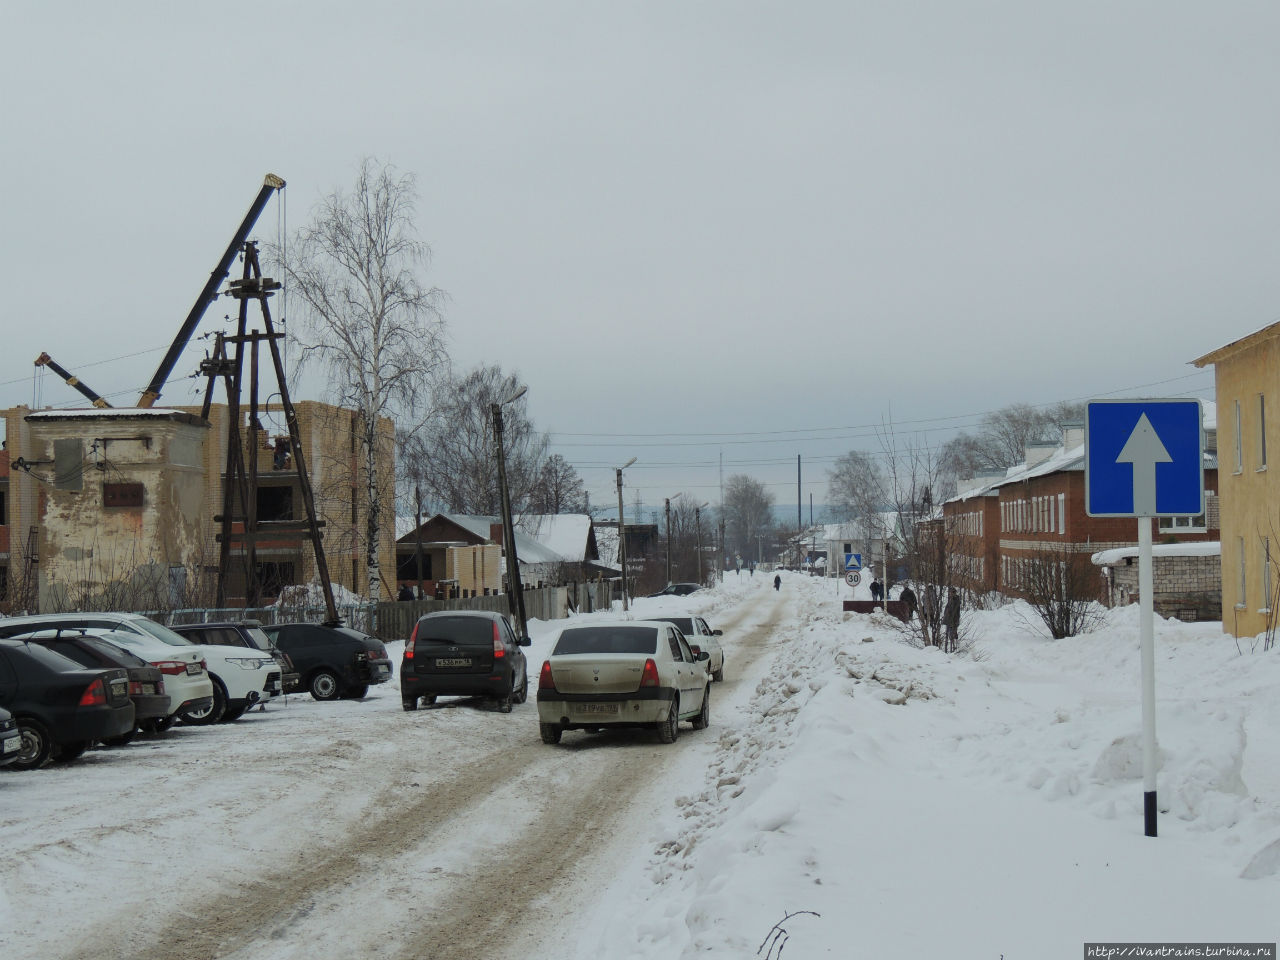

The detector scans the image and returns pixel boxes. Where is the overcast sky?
[3,2,1276,518]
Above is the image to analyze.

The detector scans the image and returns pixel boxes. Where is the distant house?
[394,513,568,598]
[516,514,613,580]
[820,515,901,581]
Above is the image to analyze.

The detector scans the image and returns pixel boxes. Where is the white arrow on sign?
[1116,413,1173,516]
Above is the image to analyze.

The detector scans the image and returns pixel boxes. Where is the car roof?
[172,621,263,630]
[417,610,502,621]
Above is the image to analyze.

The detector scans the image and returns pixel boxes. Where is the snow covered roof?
[439,514,566,564]
[517,514,594,563]
[25,407,206,422]
[1091,541,1221,566]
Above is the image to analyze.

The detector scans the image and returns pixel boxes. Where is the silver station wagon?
[536,619,711,744]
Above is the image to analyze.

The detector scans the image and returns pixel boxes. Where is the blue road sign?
[1085,400,1203,517]
[844,553,862,571]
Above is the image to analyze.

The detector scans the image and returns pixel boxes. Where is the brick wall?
[1103,554,1222,622]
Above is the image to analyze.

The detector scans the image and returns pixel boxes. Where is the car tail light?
[79,678,107,706]
[405,622,419,660]
[538,660,555,691]
[640,658,660,688]
[492,622,505,659]
[154,660,190,676]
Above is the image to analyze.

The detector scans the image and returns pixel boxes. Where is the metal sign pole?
[1138,513,1157,837]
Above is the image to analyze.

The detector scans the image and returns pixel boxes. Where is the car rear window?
[552,626,657,656]
[413,617,495,647]
[665,617,694,635]
[80,637,148,668]
[127,618,194,647]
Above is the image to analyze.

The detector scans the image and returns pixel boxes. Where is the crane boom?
[34,352,111,407]
[137,173,285,408]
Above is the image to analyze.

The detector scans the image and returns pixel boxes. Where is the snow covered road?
[1,581,789,960]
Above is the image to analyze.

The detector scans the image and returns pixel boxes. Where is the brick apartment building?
[944,420,1219,601]
[0,399,394,611]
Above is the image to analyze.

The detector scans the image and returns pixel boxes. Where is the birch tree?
[279,158,447,602]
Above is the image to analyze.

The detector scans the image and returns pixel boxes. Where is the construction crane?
[33,353,111,408]
[137,173,285,408]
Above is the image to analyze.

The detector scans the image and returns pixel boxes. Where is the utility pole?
[491,388,528,638]
[616,457,636,610]
[665,497,672,586]
[719,516,726,582]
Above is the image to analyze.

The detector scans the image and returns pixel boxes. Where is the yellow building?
[1193,322,1280,639]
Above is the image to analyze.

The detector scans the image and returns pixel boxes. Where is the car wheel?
[53,741,89,763]
[181,679,226,725]
[219,703,248,723]
[692,687,710,730]
[656,696,679,744]
[101,729,137,747]
[422,695,437,705]
[712,666,724,682]
[341,684,369,700]
[515,670,529,705]
[140,715,175,735]
[539,722,562,744]
[402,697,419,712]
[309,669,341,701]
[10,719,54,770]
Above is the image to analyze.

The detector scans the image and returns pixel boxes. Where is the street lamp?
[615,457,637,611]
[491,385,529,638]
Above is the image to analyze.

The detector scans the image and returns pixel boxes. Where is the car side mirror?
[713,629,723,636]
[519,637,532,647]
[696,650,710,662]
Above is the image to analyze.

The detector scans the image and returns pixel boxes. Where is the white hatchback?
[536,619,711,744]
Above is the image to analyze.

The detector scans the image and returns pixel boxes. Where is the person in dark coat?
[870,579,884,602]
[943,587,961,647]
[397,584,414,602]
[773,573,781,591]
[898,584,918,620]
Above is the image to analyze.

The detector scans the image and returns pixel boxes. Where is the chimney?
[489,522,504,544]
[1024,441,1058,468]
[1061,421,1084,450]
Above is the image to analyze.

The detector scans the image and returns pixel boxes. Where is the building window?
[1235,399,1243,472]
[1057,493,1066,534]
[1263,538,1272,613]
[0,488,6,526]
[1259,394,1268,469]
[1159,514,1206,533]
[1238,536,1247,608]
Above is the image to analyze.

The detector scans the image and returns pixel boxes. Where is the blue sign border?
[1084,399,1204,517]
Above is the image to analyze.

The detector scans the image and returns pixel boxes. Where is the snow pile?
[577,574,1280,959]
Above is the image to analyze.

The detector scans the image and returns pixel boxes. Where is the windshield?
[552,626,657,656]
[244,627,274,651]
[130,618,195,647]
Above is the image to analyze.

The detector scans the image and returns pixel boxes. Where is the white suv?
[0,613,280,724]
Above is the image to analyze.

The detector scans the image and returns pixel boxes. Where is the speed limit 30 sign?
[845,571,861,587]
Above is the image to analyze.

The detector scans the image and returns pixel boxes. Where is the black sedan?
[16,629,168,744]
[0,640,135,770]
[648,583,703,597]
[260,623,393,701]
[401,611,530,712]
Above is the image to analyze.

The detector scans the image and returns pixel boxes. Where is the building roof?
[1192,320,1280,368]
[24,407,208,426]
[395,513,567,564]
[516,514,596,563]
[1091,541,1221,566]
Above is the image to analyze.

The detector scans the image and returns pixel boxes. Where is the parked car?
[401,611,531,712]
[647,583,702,597]
[0,613,275,725]
[663,616,725,682]
[259,623,393,701]
[171,621,300,695]
[0,639,135,769]
[15,629,169,743]
[536,619,710,745]
[0,706,21,768]
[0,615,212,733]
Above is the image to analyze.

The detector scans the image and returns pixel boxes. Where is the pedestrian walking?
[943,587,961,650]
[773,574,781,591]
[870,579,884,602]
[898,584,918,620]
[397,584,414,602]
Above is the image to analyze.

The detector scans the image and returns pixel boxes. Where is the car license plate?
[111,681,128,698]
[142,683,156,694]
[185,663,201,675]
[436,658,471,668]
[2,735,19,755]
[374,663,391,676]
[580,703,619,716]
